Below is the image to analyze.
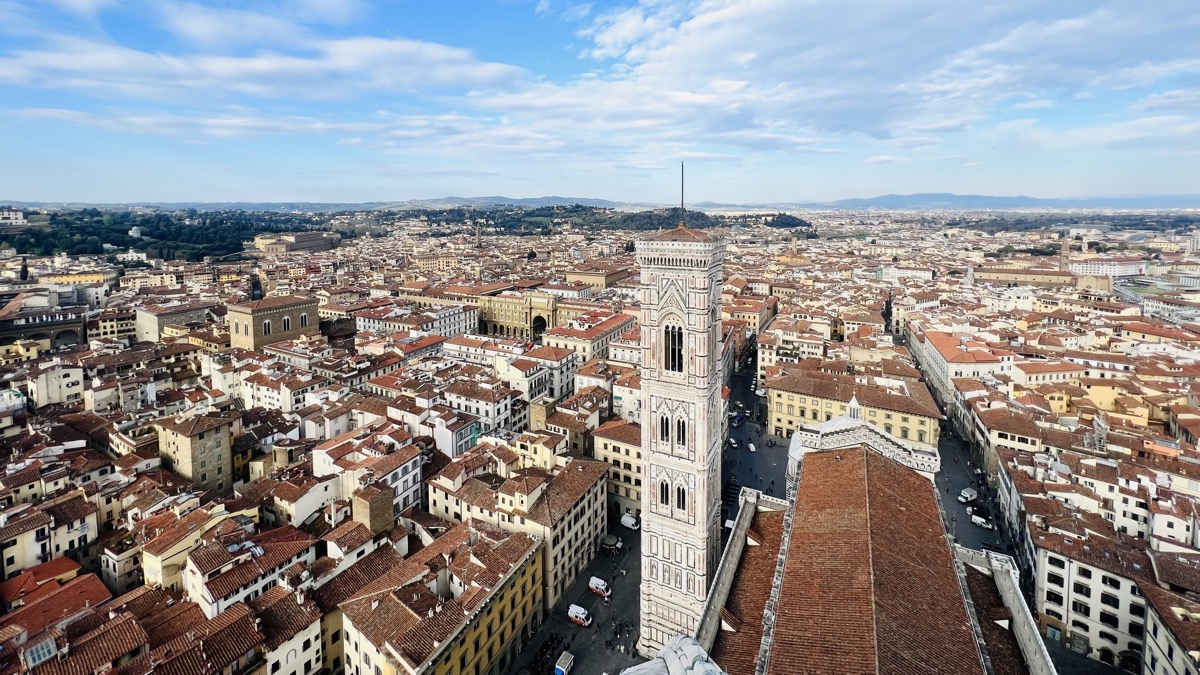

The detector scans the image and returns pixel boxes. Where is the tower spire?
[678,161,686,229]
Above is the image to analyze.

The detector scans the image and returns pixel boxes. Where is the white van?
[568,604,591,626]
[957,488,978,503]
[971,515,994,529]
[589,576,611,598]
[555,652,575,675]
[621,513,640,530]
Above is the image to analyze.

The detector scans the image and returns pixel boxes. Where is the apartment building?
[541,309,636,362]
[1033,532,1149,671]
[427,448,608,607]
[0,488,99,580]
[156,414,234,494]
[592,419,643,516]
[183,525,317,618]
[340,521,542,675]
[914,330,1013,408]
[765,370,941,449]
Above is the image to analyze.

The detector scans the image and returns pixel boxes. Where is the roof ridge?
[865,450,880,675]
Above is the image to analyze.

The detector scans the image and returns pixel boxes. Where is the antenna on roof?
[678,161,686,229]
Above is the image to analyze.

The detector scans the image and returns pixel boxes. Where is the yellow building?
[592,419,643,516]
[766,370,942,449]
[140,503,258,591]
[87,308,136,341]
[37,269,120,286]
[340,521,542,675]
[427,449,609,608]
[393,287,600,340]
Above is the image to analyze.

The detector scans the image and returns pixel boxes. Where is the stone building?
[227,295,319,351]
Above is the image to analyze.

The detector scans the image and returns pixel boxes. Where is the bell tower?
[636,168,726,656]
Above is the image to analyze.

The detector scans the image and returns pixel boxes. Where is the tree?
[624,240,635,253]
[18,257,28,282]
[527,250,537,260]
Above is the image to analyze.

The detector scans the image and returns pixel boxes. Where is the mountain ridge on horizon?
[4,192,1199,212]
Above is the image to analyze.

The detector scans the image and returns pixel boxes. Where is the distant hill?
[4,193,1199,212]
[820,193,1200,210]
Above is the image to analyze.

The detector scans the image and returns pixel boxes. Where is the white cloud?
[1133,88,1200,112]
[0,34,525,99]
[6,0,1200,194]
[157,3,307,47]
[1009,115,1200,150]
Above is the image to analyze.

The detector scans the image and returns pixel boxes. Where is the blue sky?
[1,0,1198,203]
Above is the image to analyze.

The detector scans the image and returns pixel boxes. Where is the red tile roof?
[767,449,984,674]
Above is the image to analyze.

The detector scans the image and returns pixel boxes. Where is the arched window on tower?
[676,485,687,511]
[282,316,291,332]
[659,481,669,506]
[663,325,683,373]
[676,419,686,446]
[660,416,670,442]
[300,313,309,328]
[262,320,272,336]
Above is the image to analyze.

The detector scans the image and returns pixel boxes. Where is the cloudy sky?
[1,0,1198,203]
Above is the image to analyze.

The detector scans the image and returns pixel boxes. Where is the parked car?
[728,438,739,448]
[731,416,744,428]
[957,488,978,503]
[621,513,640,531]
[555,652,575,675]
[589,576,612,598]
[755,388,765,397]
[567,605,591,627]
[748,443,756,453]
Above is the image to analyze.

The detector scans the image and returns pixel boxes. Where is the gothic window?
[659,481,669,506]
[282,316,292,332]
[676,419,686,446]
[676,486,687,511]
[262,320,272,336]
[663,325,683,372]
[660,416,670,442]
[300,313,309,328]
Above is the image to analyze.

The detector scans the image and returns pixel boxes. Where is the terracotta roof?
[38,612,148,675]
[767,448,984,674]
[249,586,322,651]
[709,510,786,674]
[0,574,111,638]
[962,567,1029,675]
[648,223,714,242]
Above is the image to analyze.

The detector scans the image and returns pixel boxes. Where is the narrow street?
[721,365,788,526]
[509,521,644,675]
[933,426,1004,553]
